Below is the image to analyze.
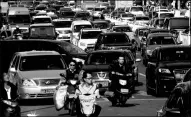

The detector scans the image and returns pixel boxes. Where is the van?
[7,7,31,33]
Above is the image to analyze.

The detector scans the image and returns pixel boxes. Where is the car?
[149,18,165,29]
[157,81,191,117]
[117,13,135,22]
[154,12,174,19]
[73,11,92,21]
[142,33,177,66]
[146,45,191,96]
[133,16,150,26]
[81,50,140,94]
[31,15,53,24]
[146,28,170,37]
[59,10,75,19]
[129,6,145,16]
[70,20,92,46]
[78,28,102,52]
[94,32,132,51]
[110,11,125,19]
[53,18,72,42]
[7,51,67,99]
[91,20,110,32]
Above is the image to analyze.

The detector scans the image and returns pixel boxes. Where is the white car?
[53,18,72,42]
[129,6,145,16]
[78,28,102,52]
[70,20,92,46]
[32,15,52,24]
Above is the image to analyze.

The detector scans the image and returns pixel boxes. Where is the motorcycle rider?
[0,73,20,117]
[75,71,101,117]
[108,54,132,106]
[59,60,80,109]
[13,25,22,38]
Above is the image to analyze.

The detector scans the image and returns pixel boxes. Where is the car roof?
[53,18,72,22]
[33,15,51,18]
[100,32,126,35]
[30,23,54,27]
[72,20,91,25]
[148,33,173,37]
[16,51,60,56]
[90,49,131,54]
[82,28,102,31]
[91,20,109,23]
[8,7,29,11]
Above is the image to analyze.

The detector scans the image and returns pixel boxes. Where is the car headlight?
[146,50,153,56]
[119,79,127,86]
[158,68,171,74]
[22,79,37,86]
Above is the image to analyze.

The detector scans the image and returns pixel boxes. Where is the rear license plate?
[95,81,108,87]
[121,89,129,93]
[41,89,55,94]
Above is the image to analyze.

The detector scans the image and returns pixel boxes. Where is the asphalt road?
[20,52,168,116]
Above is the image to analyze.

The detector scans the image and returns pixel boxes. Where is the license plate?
[95,81,108,87]
[41,89,55,94]
[121,89,129,93]
[175,74,184,79]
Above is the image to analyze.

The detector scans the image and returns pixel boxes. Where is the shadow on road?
[19,98,54,106]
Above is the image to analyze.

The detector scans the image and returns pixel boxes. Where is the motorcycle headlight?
[22,79,37,87]
[158,68,171,74]
[119,79,127,86]
[70,80,77,85]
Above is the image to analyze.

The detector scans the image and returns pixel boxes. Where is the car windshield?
[93,22,109,29]
[113,27,132,32]
[131,7,143,12]
[61,11,75,17]
[74,25,92,32]
[160,48,191,62]
[75,13,90,18]
[33,18,51,23]
[136,17,149,20]
[160,13,174,18]
[30,27,55,38]
[81,31,102,39]
[149,36,175,45]
[35,5,47,10]
[103,34,130,44]
[53,21,72,28]
[60,42,87,54]
[19,55,66,71]
[87,52,132,65]
[122,14,134,17]
[8,15,31,24]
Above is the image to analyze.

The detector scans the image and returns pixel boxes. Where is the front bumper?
[19,86,57,99]
[159,75,177,92]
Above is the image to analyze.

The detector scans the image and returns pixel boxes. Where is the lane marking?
[139,73,146,77]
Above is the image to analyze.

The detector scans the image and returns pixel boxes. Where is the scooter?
[1,96,21,117]
[78,94,97,117]
[108,72,135,106]
[67,79,78,116]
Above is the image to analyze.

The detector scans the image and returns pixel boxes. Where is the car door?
[147,49,158,88]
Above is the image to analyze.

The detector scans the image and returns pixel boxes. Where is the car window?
[102,34,130,44]
[19,55,66,71]
[30,27,55,37]
[160,48,191,62]
[93,22,109,29]
[10,55,18,68]
[53,21,72,28]
[113,27,132,32]
[33,18,51,24]
[149,36,175,45]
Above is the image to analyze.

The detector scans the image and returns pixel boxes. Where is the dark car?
[146,45,191,96]
[91,20,110,32]
[147,28,170,37]
[73,11,92,21]
[82,50,140,94]
[94,32,132,51]
[142,33,177,66]
[59,10,75,19]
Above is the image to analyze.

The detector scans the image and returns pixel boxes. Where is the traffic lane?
[20,97,167,116]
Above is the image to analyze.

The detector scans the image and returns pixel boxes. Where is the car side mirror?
[10,67,16,72]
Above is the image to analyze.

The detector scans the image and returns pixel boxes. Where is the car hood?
[18,70,64,79]
[82,64,110,72]
[160,61,191,70]
[147,44,175,51]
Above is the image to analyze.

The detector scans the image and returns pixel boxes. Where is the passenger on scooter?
[0,73,20,117]
[108,54,132,106]
[75,71,101,117]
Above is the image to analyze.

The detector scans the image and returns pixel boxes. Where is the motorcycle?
[78,94,97,117]
[13,33,22,40]
[67,78,78,116]
[108,72,135,106]
[1,96,21,117]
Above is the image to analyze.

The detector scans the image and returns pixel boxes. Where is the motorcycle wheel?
[69,99,76,116]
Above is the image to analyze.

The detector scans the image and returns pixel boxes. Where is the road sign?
[185,1,191,9]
